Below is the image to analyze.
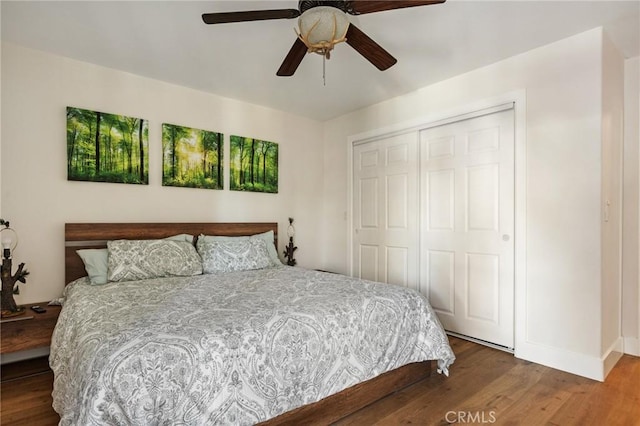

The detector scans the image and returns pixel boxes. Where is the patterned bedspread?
[50,266,455,425]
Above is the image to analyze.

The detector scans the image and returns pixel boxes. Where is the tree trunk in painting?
[262,143,271,185]
[128,127,134,175]
[95,112,101,174]
[217,133,222,188]
[138,119,144,181]
[250,139,256,186]
[238,138,245,185]
[171,126,177,179]
[202,133,208,180]
[106,124,113,171]
[67,126,78,176]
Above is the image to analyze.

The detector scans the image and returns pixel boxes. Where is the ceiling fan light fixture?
[296,6,349,58]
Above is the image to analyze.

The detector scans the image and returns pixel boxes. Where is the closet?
[352,104,515,348]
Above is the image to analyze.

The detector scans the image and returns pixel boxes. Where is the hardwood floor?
[338,338,640,425]
[1,364,57,426]
[1,337,639,425]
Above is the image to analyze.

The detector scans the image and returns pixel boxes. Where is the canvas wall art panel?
[162,123,223,190]
[230,136,278,193]
[67,107,149,184]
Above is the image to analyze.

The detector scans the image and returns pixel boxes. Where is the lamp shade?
[297,6,349,57]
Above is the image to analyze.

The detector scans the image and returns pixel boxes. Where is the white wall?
[0,42,3,217]
[623,56,640,356]
[321,28,620,380]
[1,42,325,304]
[600,32,624,374]
[2,29,634,379]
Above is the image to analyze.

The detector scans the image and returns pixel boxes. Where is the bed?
[51,222,455,425]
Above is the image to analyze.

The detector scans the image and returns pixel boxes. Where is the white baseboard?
[623,336,640,356]
[602,337,624,379]
[515,337,624,382]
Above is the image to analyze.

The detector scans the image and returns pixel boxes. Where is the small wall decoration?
[230,135,278,193]
[67,106,149,184]
[162,124,223,189]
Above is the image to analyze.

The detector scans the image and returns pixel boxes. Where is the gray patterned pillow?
[198,231,281,266]
[197,238,272,273]
[107,239,203,282]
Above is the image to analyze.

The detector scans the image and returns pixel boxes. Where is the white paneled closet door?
[420,107,515,349]
[352,132,419,290]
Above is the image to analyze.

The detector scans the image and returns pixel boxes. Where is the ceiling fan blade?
[277,38,308,77]
[348,0,445,15]
[345,24,397,71]
[202,9,300,25]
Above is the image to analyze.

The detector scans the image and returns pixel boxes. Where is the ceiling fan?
[202,1,446,77]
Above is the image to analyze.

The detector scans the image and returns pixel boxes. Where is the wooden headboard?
[65,222,278,284]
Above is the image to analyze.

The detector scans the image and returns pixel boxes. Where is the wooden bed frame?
[65,222,279,284]
[64,222,432,425]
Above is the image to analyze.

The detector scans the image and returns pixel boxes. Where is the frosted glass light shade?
[297,6,349,56]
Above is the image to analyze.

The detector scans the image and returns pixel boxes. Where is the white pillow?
[108,239,203,282]
[165,233,194,243]
[76,248,109,285]
[197,238,272,273]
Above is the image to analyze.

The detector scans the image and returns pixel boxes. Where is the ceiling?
[2,1,638,121]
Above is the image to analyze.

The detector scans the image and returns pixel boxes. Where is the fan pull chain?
[323,54,326,86]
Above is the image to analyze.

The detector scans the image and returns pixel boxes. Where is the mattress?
[50,266,455,425]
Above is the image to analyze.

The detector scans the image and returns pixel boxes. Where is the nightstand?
[1,304,61,423]
[1,302,61,355]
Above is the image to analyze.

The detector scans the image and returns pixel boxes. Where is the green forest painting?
[67,107,149,184]
[230,136,278,193]
[162,124,223,190]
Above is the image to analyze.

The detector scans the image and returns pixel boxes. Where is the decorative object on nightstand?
[283,217,297,266]
[1,219,29,318]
